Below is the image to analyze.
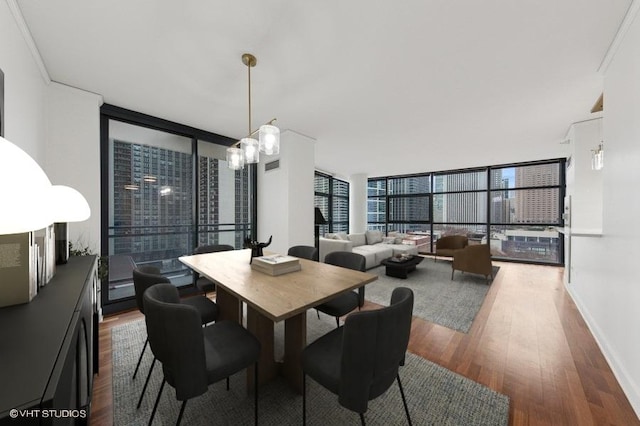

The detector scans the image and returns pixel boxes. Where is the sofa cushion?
[352,245,393,269]
[380,244,419,257]
[365,230,383,245]
[348,233,367,247]
[382,236,395,244]
[351,247,377,269]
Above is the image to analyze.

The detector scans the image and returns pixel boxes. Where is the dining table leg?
[246,305,277,391]
[282,312,306,394]
[214,286,241,322]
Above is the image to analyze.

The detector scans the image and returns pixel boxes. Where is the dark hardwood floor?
[89,261,640,425]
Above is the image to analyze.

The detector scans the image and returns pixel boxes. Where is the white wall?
[0,0,47,162]
[567,8,640,417]
[257,130,315,254]
[46,82,102,252]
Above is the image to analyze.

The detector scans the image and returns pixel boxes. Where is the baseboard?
[565,283,640,420]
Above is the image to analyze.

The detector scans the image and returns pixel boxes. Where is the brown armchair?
[434,235,468,261]
[451,244,493,284]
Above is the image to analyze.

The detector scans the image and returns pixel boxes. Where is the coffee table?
[381,255,424,279]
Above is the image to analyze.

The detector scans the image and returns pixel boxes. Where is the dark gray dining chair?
[288,245,319,261]
[131,265,218,409]
[144,283,261,426]
[302,287,414,425]
[192,244,234,294]
[316,251,366,327]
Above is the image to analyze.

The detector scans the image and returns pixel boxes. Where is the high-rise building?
[112,140,193,265]
[514,164,560,223]
[111,141,251,266]
[434,172,486,224]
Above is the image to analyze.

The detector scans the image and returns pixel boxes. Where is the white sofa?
[319,230,418,269]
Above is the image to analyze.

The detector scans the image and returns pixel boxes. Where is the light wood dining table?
[179,249,378,393]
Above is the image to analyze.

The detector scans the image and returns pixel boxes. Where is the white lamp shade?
[241,138,260,164]
[259,124,280,155]
[50,185,91,222]
[226,146,245,170]
[0,137,53,234]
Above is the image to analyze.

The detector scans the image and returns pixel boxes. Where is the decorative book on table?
[251,254,301,276]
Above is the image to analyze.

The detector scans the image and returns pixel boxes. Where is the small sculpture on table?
[244,235,272,263]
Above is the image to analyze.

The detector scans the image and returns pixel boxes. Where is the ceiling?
[16,1,631,178]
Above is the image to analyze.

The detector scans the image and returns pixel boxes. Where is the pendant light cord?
[248,60,252,137]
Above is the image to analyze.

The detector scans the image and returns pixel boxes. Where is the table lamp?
[0,136,53,234]
[50,185,91,264]
[0,136,53,307]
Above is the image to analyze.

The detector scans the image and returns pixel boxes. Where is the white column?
[349,173,368,234]
[257,130,315,255]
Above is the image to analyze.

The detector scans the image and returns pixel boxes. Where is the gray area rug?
[365,259,499,333]
[112,314,509,425]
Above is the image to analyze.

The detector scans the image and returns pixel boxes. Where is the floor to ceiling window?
[314,172,349,235]
[367,159,564,264]
[101,105,256,313]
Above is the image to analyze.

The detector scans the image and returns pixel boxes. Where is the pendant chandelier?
[226,53,280,170]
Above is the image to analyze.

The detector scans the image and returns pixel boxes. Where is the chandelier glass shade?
[226,53,280,170]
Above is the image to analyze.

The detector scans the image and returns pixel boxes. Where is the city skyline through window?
[102,112,254,310]
[367,160,564,264]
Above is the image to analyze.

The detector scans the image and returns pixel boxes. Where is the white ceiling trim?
[6,0,50,84]
[598,0,640,74]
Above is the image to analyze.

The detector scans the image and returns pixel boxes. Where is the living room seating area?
[319,230,418,269]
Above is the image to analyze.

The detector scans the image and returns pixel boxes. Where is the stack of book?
[251,254,301,276]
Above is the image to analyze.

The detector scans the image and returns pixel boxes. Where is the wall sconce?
[591,143,604,170]
[51,185,91,264]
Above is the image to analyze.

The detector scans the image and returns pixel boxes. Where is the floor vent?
[265,159,280,171]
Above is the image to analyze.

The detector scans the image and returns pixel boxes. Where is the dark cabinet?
[0,256,98,425]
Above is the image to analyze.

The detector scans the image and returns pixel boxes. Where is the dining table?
[179,249,378,393]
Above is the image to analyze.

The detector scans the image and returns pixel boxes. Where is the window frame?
[100,104,258,314]
[314,171,350,234]
[367,159,565,265]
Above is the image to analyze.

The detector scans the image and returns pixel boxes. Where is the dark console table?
[0,256,98,425]
[380,255,424,279]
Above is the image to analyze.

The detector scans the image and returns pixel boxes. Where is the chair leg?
[302,374,307,426]
[226,376,230,390]
[335,317,340,328]
[397,374,412,426]
[137,357,156,409]
[451,269,454,280]
[133,338,148,379]
[254,362,259,426]
[316,309,320,320]
[360,412,366,425]
[149,379,165,426]
[176,400,187,426]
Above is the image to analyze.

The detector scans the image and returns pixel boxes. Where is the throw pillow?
[335,232,349,241]
[349,233,367,247]
[365,230,383,245]
[382,236,396,244]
